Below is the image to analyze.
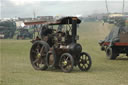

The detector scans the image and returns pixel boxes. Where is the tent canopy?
[104,26,128,43]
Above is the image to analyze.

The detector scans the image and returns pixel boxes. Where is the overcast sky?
[0,0,128,18]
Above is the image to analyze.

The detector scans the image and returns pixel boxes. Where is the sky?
[0,0,128,18]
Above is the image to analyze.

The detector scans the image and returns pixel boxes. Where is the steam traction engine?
[25,17,92,72]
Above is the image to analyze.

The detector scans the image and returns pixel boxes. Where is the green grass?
[1,22,128,85]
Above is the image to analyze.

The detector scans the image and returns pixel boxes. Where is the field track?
[0,22,128,85]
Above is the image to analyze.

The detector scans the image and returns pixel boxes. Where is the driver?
[40,25,54,47]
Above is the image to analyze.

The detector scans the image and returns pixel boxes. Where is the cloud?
[9,0,42,6]
[1,0,128,18]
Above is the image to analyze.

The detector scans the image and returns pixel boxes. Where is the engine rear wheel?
[30,41,50,70]
[59,53,74,73]
[78,52,92,71]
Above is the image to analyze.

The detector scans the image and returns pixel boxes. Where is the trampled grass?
[0,22,128,85]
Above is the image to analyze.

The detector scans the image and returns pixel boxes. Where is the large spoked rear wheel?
[59,53,74,73]
[30,41,50,70]
[106,47,118,60]
[78,52,92,71]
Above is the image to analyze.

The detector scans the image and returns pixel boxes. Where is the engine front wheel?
[59,53,74,73]
[78,52,92,71]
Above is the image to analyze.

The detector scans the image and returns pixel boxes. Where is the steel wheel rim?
[60,53,74,72]
[78,52,91,71]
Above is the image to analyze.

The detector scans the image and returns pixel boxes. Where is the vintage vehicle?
[24,17,92,72]
[17,28,33,39]
[99,17,128,60]
[0,21,16,39]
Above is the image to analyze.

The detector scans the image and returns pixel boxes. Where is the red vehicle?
[99,18,128,60]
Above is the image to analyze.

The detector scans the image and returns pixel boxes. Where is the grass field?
[1,22,128,85]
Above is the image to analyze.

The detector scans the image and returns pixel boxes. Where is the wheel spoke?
[40,57,45,64]
[65,65,71,70]
[82,55,86,60]
[85,64,88,68]
[86,56,89,60]
[66,56,69,61]
[80,63,83,67]
[32,50,37,53]
[33,58,39,64]
[79,59,83,63]
[79,56,90,69]
[40,46,44,56]
[80,56,83,59]
[37,43,40,48]
[82,65,84,69]
[87,61,90,64]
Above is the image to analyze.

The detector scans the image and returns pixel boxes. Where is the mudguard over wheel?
[78,52,92,71]
[30,41,50,70]
[106,47,118,60]
[59,53,74,73]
